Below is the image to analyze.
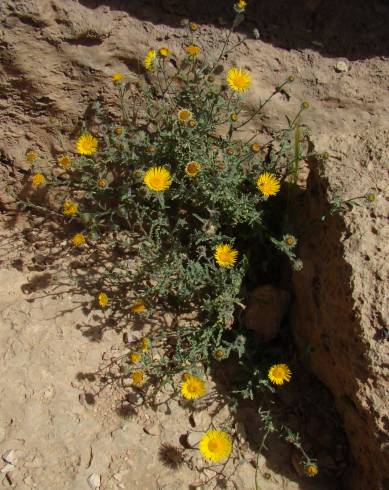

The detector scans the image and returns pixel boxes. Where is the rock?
[335,61,348,73]
[244,285,291,341]
[187,432,203,448]
[2,450,17,465]
[87,473,101,489]
[143,422,160,436]
[1,463,14,473]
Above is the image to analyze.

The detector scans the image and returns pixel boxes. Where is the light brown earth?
[0,1,388,489]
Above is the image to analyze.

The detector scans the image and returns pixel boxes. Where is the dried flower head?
[58,154,72,168]
[185,161,201,177]
[144,167,172,192]
[199,430,232,463]
[177,108,193,123]
[302,101,310,109]
[158,443,184,469]
[187,119,197,129]
[131,370,145,386]
[251,143,260,153]
[268,364,292,385]
[76,133,98,155]
[97,178,107,189]
[214,244,238,268]
[213,349,226,361]
[230,113,238,122]
[189,22,199,31]
[115,127,123,136]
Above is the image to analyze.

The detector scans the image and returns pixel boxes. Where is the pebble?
[143,422,160,436]
[187,431,203,448]
[335,61,348,73]
[2,450,17,465]
[1,463,14,473]
[87,473,101,489]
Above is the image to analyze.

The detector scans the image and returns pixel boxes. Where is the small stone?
[87,473,101,489]
[1,463,14,473]
[335,61,348,73]
[2,450,16,465]
[143,422,160,436]
[187,432,203,448]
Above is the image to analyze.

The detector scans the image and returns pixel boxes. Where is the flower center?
[208,440,220,452]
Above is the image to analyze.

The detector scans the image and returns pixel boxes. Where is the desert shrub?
[22,0,333,479]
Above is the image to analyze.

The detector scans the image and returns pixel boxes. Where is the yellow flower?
[159,47,170,57]
[26,151,37,162]
[256,172,280,197]
[131,300,146,314]
[58,154,72,168]
[185,161,201,177]
[97,178,107,189]
[63,200,78,216]
[199,430,232,463]
[234,0,247,13]
[72,233,85,247]
[32,173,46,187]
[214,244,238,268]
[98,292,109,308]
[130,352,141,363]
[76,133,98,155]
[115,127,123,135]
[306,464,319,477]
[144,167,172,192]
[189,22,199,31]
[112,73,124,83]
[251,143,260,153]
[186,44,201,57]
[177,108,193,123]
[138,337,150,352]
[268,364,292,385]
[131,370,145,386]
[226,67,252,93]
[283,234,297,248]
[144,49,156,71]
[230,113,238,122]
[181,375,206,400]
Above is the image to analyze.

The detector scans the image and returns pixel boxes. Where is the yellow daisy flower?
[189,22,199,31]
[76,133,98,156]
[26,151,37,162]
[185,161,201,177]
[159,47,170,57]
[97,178,107,189]
[306,463,319,477]
[131,300,146,314]
[268,364,292,385]
[58,154,72,169]
[98,292,109,308]
[214,244,238,268]
[234,0,247,13]
[63,200,78,217]
[226,67,252,93]
[144,167,172,192]
[130,352,141,363]
[256,172,280,197]
[199,430,232,463]
[186,44,201,57]
[71,233,86,247]
[177,108,193,123]
[181,375,206,400]
[144,49,156,71]
[32,173,46,187]
[112,73,124,83]
[138,337,150,352]
[131,370,145,386]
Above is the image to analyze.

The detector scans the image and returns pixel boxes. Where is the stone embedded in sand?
[87,473,101,489]
[2,450,16,465]
[335,61,348,72]
[187,431,203,448]
[244,285,291,341]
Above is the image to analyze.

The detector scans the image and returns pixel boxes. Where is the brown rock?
[244,285,291,341]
